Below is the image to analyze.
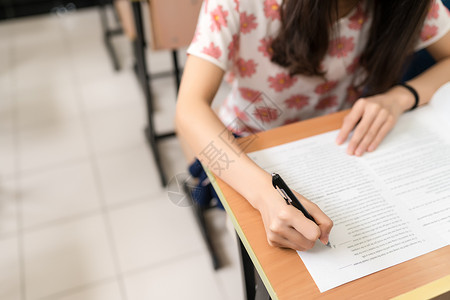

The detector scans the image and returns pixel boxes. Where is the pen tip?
[326,241,331,248]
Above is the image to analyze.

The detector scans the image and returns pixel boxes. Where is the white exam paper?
[247,83,450,292]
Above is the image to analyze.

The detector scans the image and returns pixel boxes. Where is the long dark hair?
[270,0,432,95]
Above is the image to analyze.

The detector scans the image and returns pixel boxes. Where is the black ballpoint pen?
[271,173,331,247]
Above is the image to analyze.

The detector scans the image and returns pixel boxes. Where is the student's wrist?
[389,84,417,112]
[242,170,274,211]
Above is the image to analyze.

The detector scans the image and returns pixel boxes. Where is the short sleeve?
[415,0,450,50]
[187,0,240,71]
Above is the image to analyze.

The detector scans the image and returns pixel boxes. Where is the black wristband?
[398,83,419,111]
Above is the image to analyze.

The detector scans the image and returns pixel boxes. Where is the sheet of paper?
[247,84,450,292]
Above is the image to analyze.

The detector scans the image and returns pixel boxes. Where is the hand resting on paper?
[254,186,333,251]
[336,85,415,156]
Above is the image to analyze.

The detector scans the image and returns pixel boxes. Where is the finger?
[354,109,389,156]
[293,192,333,244]
[367,116,396,152]
[302,203,333,245]
[289,202,320,242]
[267,233,303,250]
[336,101,365,145]
[347,105,380,155]
[267,222,308,251]
[282,226,315,250]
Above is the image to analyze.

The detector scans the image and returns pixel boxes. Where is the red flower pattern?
[210,5,229,32]
[420,25,438,41]
[258,37,274,58]
[224,71,235,84]
[233,106,249,122]
[240,12,258,34]
[234,0,239,12]
[329,36,355,58]
[202,42,222,59]
[284,94,310,109]
[348,4,367,30]
[427,1,440,19]
[264,0,280,21]
[253,107,279,122]
[315,95,338,110]
[228,34,240,60]
[268,73,297,92]
[314,81,338,95]
[239,87,262,102]
[237,58,257,77]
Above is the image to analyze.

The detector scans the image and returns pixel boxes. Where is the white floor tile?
[20,161,101,230]
[18,116,89,172]
[158,138,189,181]
[9,14,63,48]
[70,42,119,85]
[16,80,81,129]
[215,244,245,300]
[0,44,12,98]
[0,121,15,178]
[0,237,21,300]
[79,71,142,113]
[59,9,103,40]
[23,215,116,299]
[96,145,163,205]
[12,58,73,92]
[86,102,147,156]
[0,179,18,238]
[124,253,224,300]
[55,280,122,300]
[205,209,245,300]
[109,193,205,273]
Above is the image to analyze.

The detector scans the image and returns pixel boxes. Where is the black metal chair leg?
[237,235,271,300]
[238,237,256,300]
[172,50,181,93]
[131,2,169,187]
[183,182,221,270]
[98,0,122,71]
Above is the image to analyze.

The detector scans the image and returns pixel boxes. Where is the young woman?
[175,0,450,251]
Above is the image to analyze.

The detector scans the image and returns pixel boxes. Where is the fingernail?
[368,145,375,152]
[336,137,342,145]
[355,149,362,156]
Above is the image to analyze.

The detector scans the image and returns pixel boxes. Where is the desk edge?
[205,167,279,300]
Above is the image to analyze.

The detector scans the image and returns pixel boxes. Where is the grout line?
[10,28,27,300]
[59,17,129,300]
[15,190,165,236]
[120,249,205,278]
[14,156,90,178]
[13,138,156,180]
[37,276,117,300]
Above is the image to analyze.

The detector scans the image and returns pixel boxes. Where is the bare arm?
[176,55,333,250]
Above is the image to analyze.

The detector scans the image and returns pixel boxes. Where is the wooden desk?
[209,110,450,299]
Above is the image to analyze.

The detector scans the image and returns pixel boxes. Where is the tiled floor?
[0,7,243,300]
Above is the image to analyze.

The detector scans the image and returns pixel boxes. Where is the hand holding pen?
[271,173,333,248]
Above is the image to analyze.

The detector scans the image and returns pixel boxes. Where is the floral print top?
[187,0,450,135]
